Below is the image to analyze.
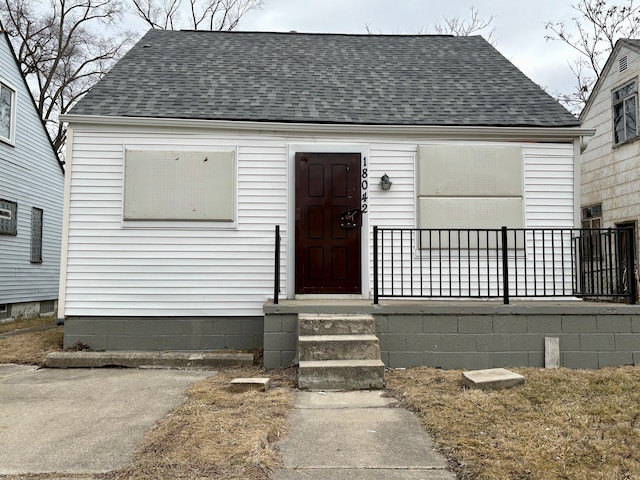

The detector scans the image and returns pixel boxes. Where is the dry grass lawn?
[0,314,57,334]
[386,366,640,480]
[0,315,62,365]
[106,366,296,480]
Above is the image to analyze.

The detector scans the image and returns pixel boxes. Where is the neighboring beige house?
[580,38,640,300]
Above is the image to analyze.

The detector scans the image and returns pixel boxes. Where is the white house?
[580,38,640,301]
[59,30,604,368]
[0,30,64,322]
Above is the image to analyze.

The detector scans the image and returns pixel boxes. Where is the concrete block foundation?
[63,316,264,352]
[263,300,640,370]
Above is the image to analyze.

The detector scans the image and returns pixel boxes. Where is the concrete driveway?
[0,364,214,477]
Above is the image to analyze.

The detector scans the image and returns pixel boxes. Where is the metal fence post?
[627,227,636,305]
[373,226,379,304]
[501,226,510,305]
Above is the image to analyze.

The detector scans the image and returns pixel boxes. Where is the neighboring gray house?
[580,38,640,301]
[0,30,64,321]
[59,30,632,371]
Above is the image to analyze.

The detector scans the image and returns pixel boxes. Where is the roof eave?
[60,114,593,141]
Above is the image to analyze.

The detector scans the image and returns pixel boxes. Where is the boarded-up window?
[0,199,17,235]
[416,144,523,245]
[31,207,43,263]
[123,149,236,221]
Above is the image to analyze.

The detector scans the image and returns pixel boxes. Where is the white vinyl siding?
[0,35,64,304]
[65,126,287,316]
[63,124,575,315]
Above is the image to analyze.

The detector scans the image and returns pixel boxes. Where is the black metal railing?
[373,226,636,305]
[274,225,281,304]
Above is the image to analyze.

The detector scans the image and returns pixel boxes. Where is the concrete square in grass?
[230,377,271,392]
[462,368,524,390]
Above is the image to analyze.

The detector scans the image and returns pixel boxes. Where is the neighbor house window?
[0,199,17,235]
[0,81,16,144]
[31,207,43,263]
[613,80,638,145]
[581,204,602,229]
[581,204,602,263]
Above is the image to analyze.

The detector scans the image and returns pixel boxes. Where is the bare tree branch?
[130,0,262,31]
[546,0,640,114]
[0,0,135,157]
[434,6,495,43]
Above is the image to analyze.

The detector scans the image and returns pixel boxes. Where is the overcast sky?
[237,0,581,99]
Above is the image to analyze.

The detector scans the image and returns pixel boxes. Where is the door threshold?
[294,294,364,300]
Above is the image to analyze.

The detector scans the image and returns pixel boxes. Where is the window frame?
[612,79,638,146]
[0,80,17,145]
[581,204,603,262]
[121,147,238,230]
[0,199,18,236]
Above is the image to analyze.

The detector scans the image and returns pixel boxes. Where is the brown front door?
[295,152,361,294]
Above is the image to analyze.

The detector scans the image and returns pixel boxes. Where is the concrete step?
[298,334,381,361]
[298,359,385,390]
[298,313,376,336]
[45,351,254,369]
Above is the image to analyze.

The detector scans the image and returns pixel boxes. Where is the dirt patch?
[386,366,640,480]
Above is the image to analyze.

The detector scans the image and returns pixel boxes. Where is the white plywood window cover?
[418,197,524,248]
[124,149,236,221]
[418,197,524,229]
[417,144,523,197]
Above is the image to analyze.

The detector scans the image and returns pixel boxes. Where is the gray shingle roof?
[69,30,579,127]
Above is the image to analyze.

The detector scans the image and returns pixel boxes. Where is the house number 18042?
[361,157,368,213]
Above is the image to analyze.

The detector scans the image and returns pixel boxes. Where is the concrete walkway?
[0,364,214,477]
[271,391,456,480]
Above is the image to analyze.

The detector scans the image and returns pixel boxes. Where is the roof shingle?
[69,30,579,128]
